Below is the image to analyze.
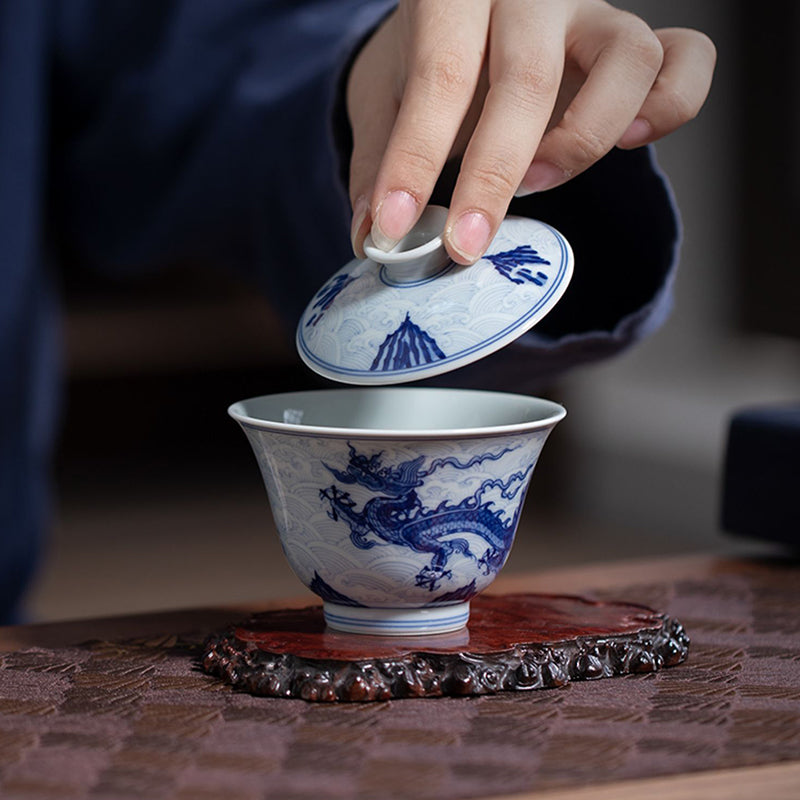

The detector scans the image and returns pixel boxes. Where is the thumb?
[346,21,402,257]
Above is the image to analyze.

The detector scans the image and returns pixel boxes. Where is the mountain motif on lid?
[485,245,551,285]
[370,313,446,372]
[305,273,355,327]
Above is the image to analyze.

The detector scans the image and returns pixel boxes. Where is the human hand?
[347,0,715,264]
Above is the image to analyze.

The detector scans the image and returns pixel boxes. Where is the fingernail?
[372,189,418,251]
[515,161,566,197]
[618,117,653,149]
[449,211,492,264]
[350,195,369,257]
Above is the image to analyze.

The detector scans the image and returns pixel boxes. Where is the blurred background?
[29,0,800,621]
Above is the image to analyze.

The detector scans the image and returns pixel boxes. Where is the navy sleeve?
[413,144,680,392]
[476,144,680,390]
[422,144,679,390]
[51,0,394,321]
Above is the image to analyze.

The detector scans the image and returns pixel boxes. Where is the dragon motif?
[319,446,533,592]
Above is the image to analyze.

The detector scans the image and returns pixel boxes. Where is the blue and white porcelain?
[297,206,574,385]
[230,388,565,635]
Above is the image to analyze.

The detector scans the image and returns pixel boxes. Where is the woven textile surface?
[0,560,798,799]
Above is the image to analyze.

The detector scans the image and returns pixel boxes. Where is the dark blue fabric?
[1,0,393,623]
[0,0,679,623]
[426,145,680,391]
[49,0,394,317]
[0,0,58,623]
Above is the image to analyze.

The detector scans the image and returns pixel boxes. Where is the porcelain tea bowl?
[230,387,565,636]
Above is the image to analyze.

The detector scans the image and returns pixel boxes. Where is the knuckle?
[469,156,519,200]
[392,140,441,180]
[499,58,560,111]
[655,81,698,124]
[695,31,718,64]
[688,30,718,70]
[561,120,609,165]
[615,14,664,75]
[669,28,717,64]
[414,49,473,99]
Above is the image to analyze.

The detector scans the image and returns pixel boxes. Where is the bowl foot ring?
[201,593,689,702]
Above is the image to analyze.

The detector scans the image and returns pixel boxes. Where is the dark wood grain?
[202,593,688,702]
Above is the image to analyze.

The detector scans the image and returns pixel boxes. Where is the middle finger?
[444,0,568,264]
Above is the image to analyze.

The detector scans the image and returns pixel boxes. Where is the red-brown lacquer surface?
[233,594,662,661]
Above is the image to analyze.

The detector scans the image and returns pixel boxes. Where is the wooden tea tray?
[201,593,688,702]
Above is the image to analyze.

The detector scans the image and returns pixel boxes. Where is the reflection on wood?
[202,593,689,702]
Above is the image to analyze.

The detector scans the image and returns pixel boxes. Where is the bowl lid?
[296,206,573,385]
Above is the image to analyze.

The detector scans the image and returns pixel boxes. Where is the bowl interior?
[229,388,564,436]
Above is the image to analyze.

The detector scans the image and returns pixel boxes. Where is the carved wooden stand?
[201,593,689,702]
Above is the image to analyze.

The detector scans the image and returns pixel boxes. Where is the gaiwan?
[230,206,573,635]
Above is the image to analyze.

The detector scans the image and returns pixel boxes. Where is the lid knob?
[364,205,451,284]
